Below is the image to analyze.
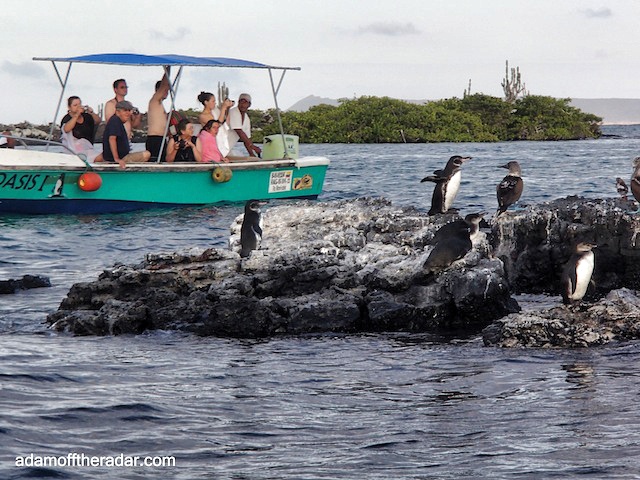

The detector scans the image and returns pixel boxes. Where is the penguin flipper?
[421,175,446,183]
[560,266,577,305]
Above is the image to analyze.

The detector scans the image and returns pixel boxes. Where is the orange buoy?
[78,172,102,191]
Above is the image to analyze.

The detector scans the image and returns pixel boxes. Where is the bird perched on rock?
[630,157,640,203]
[423,212,485,274]
[496,161,523,215]
[421,155,471,215]
[560,242,596,305]
[616,177,628,198]
[240,199,268,258]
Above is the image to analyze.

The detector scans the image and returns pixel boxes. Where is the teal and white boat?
[0,53,330,214]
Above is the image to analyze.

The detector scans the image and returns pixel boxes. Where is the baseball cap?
[116,100,134,110]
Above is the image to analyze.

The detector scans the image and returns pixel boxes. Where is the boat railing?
[1,135,91,163]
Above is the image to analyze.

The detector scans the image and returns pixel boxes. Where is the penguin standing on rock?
[496,161,523,215]
[423,212,486,274]
[240,200,267,258]
[560,242,596,305]
[421,155,471,215]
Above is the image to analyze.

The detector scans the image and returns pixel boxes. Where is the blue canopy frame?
[33,53,300,159]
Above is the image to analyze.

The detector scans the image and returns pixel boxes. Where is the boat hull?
[0,150,329,214]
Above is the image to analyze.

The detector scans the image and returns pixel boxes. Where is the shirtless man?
[104,79,142,139]
[145,71,171,161]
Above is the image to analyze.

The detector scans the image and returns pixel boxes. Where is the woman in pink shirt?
[197,120,230,163]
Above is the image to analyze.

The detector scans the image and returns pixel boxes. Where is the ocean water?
[2,125,640,479]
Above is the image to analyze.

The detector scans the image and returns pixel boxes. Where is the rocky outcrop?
[46,198,518,337]
[46,195,640,346]
[1,122,57,143]
[483,288,640,348]
[0,275,51,294]
[491,196,640,296]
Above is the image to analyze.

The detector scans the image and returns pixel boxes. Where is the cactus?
[217,82,229,104]
[502,61,527,103]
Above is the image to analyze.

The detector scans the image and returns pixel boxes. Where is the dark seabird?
[240,200,267,258]
[630,157,640,203]
[560,242,596,305]
[616,177,628,197]
[496,161,523,215]
[421,155,472,215]
[424,212,485,273]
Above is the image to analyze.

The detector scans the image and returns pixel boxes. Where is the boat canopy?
[33,53,298,159]
[33,53,300,71]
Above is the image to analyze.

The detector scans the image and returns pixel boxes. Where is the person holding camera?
[197,91,234,156]
[60,95,103,162]
[165,119,201,163]
[104,79,141,140]
[61,96,101,144]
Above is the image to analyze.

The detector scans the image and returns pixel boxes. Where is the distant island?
[288,95,640,126]
[259,94,603,143]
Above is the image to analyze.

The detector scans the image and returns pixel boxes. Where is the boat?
[0,53,330,215]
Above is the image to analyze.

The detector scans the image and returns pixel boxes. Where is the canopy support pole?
[47,61,72,149]
[157,66,182,163]
[268,68,289,159]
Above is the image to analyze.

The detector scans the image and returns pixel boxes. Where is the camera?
[178,139,186,149]
[83,106,89,113]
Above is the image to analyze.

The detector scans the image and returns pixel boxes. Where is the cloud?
[0,61,46,78]
[581,7,612,18]
[356,22,420,37]
[148,27,191,41]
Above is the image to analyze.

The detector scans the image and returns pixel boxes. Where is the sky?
[1,0,639,124]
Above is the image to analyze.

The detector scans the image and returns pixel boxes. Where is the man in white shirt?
[227,93,262,157]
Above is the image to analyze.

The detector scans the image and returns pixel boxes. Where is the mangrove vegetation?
[246,94,602,144]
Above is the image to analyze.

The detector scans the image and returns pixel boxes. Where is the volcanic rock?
[46,198,517,337]
[483,288,640,348]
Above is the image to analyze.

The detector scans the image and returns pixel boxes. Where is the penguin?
[560,242,596,305]
[630,156,640,203]
[424,212,485,273]
[240,199,267,258]
[421,155,471,215]
[496,161,523,215]
[616,177,628,198]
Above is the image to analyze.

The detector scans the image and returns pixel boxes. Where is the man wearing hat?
[226,93,261,157]
[102,100,151,168]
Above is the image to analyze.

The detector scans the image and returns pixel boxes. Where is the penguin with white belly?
[421,155,471,215]
[240,200,268,258]
[560,242,596,305]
